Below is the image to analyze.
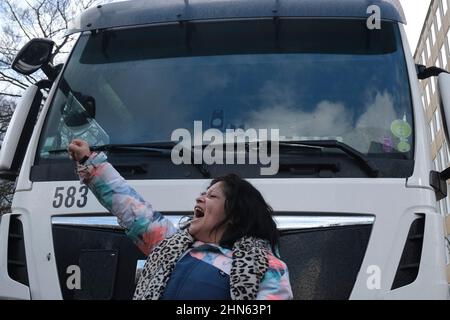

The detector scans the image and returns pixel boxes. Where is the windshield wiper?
[93,142,211,178]
[90,142,176,153]
[48,142,175,155]
[278,140,379,177]
[48,141,211,178]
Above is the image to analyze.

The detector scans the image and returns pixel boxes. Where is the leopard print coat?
[133,229,269,300]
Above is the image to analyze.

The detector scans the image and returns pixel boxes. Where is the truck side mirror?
[12,38,54,76]
[0,84,44,180]
[430,72,450,200]
[439,73,450,143]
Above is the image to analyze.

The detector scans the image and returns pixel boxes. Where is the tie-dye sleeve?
[256,252,293,300]
[76,152,177,255]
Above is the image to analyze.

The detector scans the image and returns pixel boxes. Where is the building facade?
[414,0,450,260]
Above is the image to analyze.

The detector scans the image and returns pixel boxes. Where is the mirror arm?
[36,79,52,90]
[441,167,450,181]
[430,170,448,201]
[430,167,450,201]
[41,63,58,82]
[416,64,450,80]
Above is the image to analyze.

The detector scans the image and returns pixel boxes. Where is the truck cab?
[1,0,450,299]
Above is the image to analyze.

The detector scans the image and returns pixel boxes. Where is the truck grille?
[52,214,374,300]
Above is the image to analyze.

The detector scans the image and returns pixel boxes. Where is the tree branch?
[33,0,49,38]
[0,92,21,98]
[4,0,34,40]
[0,71,28,89]
[56,0,69,29]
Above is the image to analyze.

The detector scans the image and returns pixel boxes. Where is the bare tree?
[0,0,100,99]
[0,97,15,215]
[0,180,14,215]
[0,97,14,139]
[0,0,108,214]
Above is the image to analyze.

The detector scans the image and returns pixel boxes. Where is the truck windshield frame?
[32,18,415,181]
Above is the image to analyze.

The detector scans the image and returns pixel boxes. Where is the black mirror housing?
[12,38,55,75]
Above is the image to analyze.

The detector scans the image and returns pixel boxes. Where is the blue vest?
[161,253,231,300]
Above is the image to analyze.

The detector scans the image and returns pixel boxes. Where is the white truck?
[1,0,450,300]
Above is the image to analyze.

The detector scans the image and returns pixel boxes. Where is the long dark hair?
[209,173,279,251]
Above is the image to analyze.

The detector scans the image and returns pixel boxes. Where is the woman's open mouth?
[194,206,205,219]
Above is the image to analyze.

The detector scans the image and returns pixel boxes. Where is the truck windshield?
[34,19,414,180]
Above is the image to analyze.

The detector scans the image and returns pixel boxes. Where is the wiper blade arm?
[91,141,177,151]
[279,140,379,177]
[48,141,178,154]
[48,141,211,178]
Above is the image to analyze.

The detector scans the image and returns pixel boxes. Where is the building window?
[440,200,447,216]
[440,186,448,213]
[447,32,450,55]
[443,142,450,166]
[431,76,436,94]
[446,34,450,70]
[435,108,442,132]
[437,149,443,170]
[446,195,450,215]
[427,37,432,57]
[446,141,450,164]
[442,44,448,69]
[446,198,450,220]
[437,7,442,31]
[431,22,436,46]
[431,118,436,141]
[440,148,446,172]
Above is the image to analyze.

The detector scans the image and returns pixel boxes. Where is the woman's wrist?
[78,154,90,164]
[77,151,107,168]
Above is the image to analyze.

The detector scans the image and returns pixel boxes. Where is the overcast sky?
[399,0,433,52]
